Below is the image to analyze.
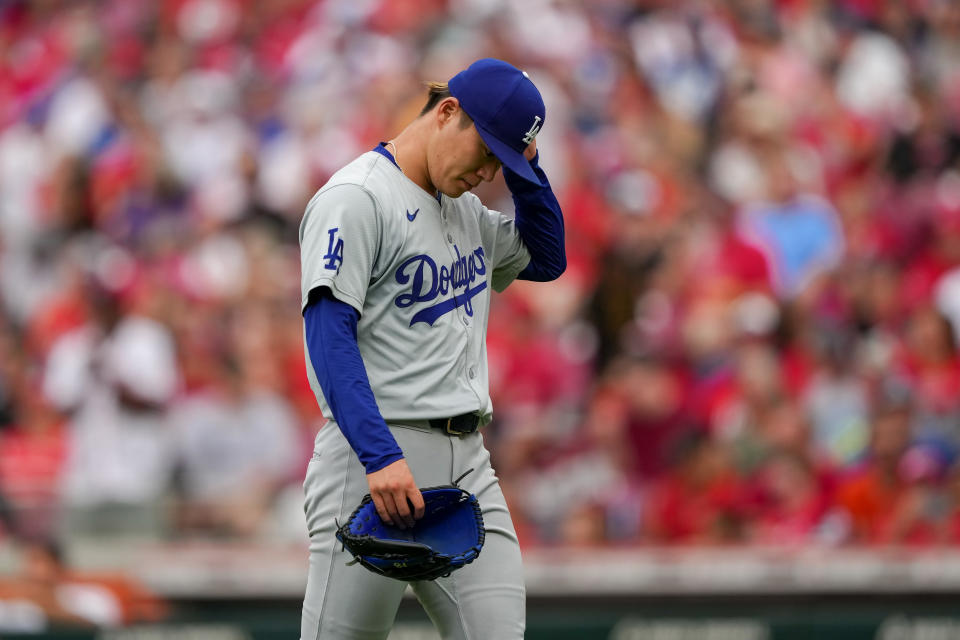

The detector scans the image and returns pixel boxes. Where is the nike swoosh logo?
[406,208,419,222]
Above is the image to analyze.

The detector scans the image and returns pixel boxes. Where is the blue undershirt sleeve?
[303,289,404,474]
[503,152,567,282]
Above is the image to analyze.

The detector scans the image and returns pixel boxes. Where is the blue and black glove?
[336,475,485,582]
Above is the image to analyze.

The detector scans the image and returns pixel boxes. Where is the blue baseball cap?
[448,58,545,186]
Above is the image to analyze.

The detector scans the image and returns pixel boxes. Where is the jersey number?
[324,228,344,272]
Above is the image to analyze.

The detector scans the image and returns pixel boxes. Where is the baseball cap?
[448,58,545,186]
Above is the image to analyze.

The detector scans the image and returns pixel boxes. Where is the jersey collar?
[372,143,442,204]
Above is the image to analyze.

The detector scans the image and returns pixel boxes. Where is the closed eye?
[481,144,500,168]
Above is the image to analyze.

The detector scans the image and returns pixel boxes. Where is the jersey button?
[446,233,453,243]
[468,367,476,379]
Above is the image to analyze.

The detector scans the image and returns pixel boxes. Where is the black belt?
[429,412,481,436]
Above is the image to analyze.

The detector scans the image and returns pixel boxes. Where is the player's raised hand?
[366,458,425,529]
[524,139,537,161]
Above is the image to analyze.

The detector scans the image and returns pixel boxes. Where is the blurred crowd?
[1,0,960,582]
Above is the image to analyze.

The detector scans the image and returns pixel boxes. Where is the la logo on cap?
[523,115,542,144]
[448,58,547,185]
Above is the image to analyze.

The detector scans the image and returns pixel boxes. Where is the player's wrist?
[503,155,547,195]
[364,452,405,476]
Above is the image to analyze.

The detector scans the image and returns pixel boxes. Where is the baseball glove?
[335,474,485,582]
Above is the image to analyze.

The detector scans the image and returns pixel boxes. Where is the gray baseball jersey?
[299,149,531,422]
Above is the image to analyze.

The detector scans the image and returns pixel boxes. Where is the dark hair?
[419,81,473,128]
[419,81,451,116]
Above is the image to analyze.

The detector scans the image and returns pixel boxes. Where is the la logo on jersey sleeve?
[323,228,344,273]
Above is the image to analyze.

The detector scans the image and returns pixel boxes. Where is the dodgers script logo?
[394,245,487,326]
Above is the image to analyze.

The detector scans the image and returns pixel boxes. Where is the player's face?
[429,103,502,197]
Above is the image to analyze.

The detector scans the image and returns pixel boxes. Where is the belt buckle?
[444,417,467,437]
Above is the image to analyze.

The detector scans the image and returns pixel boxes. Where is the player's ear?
[436,97,460,128]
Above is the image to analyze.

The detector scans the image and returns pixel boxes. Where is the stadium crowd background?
[2,0,960,575]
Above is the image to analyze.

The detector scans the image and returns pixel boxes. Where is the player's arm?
[503,141,566,282]
[300,184,424,528]
[303,289,425,529]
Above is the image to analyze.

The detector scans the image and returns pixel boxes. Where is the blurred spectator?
[878,438,957,545]
[169,349,301,539]
[584,200,666,370]
[749,450,836,547]
[891,306,960,447]
[0,537,167,630]
[736,145,845,301]
[803,324,871,467]
[0,539,95,631]
[645,428,751,544]
[0,373,67,541]
[836,396,913,544]
[618,356,695,481]
[42,268,179,538]
[703,340,788,473]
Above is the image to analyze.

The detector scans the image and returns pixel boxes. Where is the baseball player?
[298,58,565,640]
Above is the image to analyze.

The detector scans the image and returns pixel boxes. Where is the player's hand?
[366,458,425,530]
[523,139,537,161]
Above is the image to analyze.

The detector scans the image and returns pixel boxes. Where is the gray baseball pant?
[300,421,526,640]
